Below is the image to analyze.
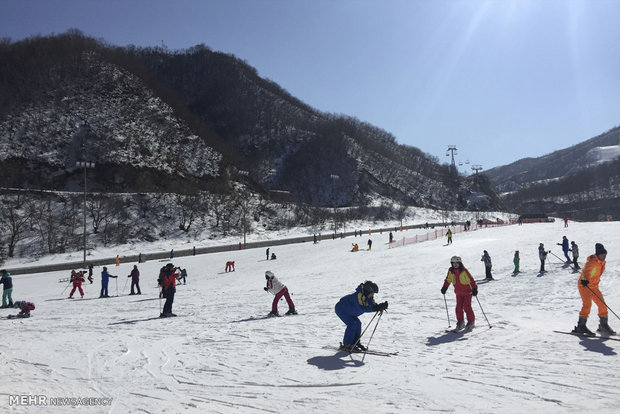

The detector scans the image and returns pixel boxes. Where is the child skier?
[335,281,388,351]
[69,270,85,298]
[538,243,549,273]
[225,261,235,272]
[441,256,478,331]
[570,241,580,269]
[264,271,296,317]
[11,301,35,318]
[513,251,520,274]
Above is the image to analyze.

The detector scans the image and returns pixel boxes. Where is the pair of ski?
[554,330,620,342]
[336,344,398,357]
[447,326,474,334]
[7,314,30,319]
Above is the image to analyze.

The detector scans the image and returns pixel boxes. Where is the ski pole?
[352,311,379,350]
[123,275,129,294]
[586,285,620,321]
[61,279,72,296]
[475,296,491,328]
[361,311,384,363]
[549,251,576,269]
[443,294,451,327]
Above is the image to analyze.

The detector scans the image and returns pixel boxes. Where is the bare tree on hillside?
[0,194,31,257]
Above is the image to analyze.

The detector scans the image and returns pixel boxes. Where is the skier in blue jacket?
[558,236,571,262]
[335,281,388,351]
[99,267,118,298]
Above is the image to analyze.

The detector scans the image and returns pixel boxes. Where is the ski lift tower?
[446,146,457,171]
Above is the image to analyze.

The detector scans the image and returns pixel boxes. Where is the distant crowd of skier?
[1,218,615,347]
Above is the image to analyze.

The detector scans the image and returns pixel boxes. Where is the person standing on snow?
[569,241,580,269]
[367,239,373,250]
[88,263,94,284]
[160,263,178,317]
[335,281,388,351]
[481,250,493,280]
[573,243,615,336]
[1,270,13,308]
[69,270,85,298]
[128,265,141,295]
[557,236,571,263]
[99,267,118,298]
[446,229,453,245]
[264,271,296,317]
[538,243,549,273]
[513,251,520,274]
[441,256,478,330]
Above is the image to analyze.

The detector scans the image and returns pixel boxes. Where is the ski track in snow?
[1,221,619,413]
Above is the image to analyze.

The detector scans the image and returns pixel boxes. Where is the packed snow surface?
[1,221,619,413]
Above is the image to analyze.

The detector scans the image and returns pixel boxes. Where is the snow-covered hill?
[1,220,618,413]
[585,144,620,166]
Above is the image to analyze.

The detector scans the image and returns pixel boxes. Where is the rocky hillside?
[0,31,498,212]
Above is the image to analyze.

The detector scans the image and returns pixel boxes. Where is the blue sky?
[2,0,619,171]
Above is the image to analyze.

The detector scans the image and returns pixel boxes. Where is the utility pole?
[238,170,249,248]
[330,174,339,237]
[76,161,95,268]
[471,165,483,224]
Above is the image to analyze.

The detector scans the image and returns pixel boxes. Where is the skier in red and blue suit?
[335,281,388,351]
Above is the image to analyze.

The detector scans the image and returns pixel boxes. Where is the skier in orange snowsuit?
[574,243,615,336]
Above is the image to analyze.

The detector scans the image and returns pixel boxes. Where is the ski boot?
[455,320,465,331]
[465,321,475,330]
[572,317,595,336]
[339,343,354,352]
[267,311,280,317]
[285,308,297,315]
[353,342,367,352]
[597,316,616,336]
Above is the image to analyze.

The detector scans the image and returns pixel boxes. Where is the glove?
[373,301,388,312]
[441,286,448,295]
[264,287,268,291]
[581,279,589,287]
[472,288,478,296]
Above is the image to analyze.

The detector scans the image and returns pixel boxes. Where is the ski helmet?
[13,301,20,308]
[363,281,379,295]
[265,271,274,279]
[450,256,462,264]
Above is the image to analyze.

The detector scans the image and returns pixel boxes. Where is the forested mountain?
[485,126,620,220]
[0,31,496,211]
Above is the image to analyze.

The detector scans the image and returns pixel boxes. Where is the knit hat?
[595,243,607,255]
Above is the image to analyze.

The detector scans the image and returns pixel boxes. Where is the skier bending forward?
[335,281,388,352]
